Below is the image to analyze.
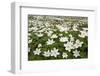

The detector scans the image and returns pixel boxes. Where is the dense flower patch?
[28,15,88,60]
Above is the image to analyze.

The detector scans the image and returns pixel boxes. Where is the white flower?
[32,20,37,26]
[36,33,43,37]
[56,25,69,32]
[69,34,74,41]
[64,41,74,52]
[36,16,43,20]
[28,28,33,31]
[38,28,45,32]
[70,37,74,41]
[33,48,41,55]
[47,28,51,31]
[37,21,43,26]
[38,44,42,47]
[28,39,32,43]
[69,34,72,37]
[29,20,35,24]
[28,48,30,52]
[74,39,83,48]
[53,28,57,31]
[73,50,80,58]
[46,31,53,36]
[41,25,45,28]
[72,24,78,31]
[82,28,88,31]
[65,31,68,34]
[46,39,55,45]
[31,27,38,32]
[59,37,68,42]
[28,33,31,36]
[51,34,58,38]
[45,22,50,27]
[29,24,32,27]
[62,52,68,58]
[51,48,60,57]
[43,50,51,57]
[79,30,88,38]
[59,34,63,36]
[60,28,68,32]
